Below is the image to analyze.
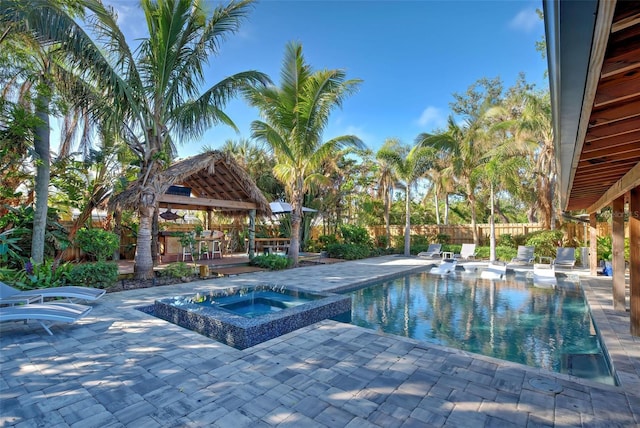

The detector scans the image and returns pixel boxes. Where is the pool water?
[346,271,615,385]
[205,290,316,318]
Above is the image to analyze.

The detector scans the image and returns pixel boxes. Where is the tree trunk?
[489,182,496,262]
[468,184,479,245]
[134,186,156,279]
[31,89,51,264]
[404,184,411,256]
[289,184,304,266]
[152,206,159,265]
[444,193,449,225]
[384,185,391,248]
[434,192,440,225]
[113,209,122,260]
[289,209,301,266]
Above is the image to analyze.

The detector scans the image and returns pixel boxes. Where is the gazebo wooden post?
[612,196,626,310]
[207,209,212,231]
[248,209,256,258]
[630,187,640,336]
[589,213,598,276]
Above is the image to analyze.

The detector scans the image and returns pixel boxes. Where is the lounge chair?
[532,263,557,287]
[0,281,105,305]
[0,302,92,335]
[418,244,442,258]
[429,260,457,275]
[480,263,507,280]
[454,243,476,260]
[510,246,535,264]
[554,247,576,269]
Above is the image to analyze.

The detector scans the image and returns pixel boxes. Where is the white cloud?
[508,8,541,33]
[416,106,446,130]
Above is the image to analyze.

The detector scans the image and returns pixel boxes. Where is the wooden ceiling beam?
[158,194,257,210]
[587,160,640,213]
[586,115,640,140]
[593,68,640,107]
[582,130,640,151]
[573,159,638,175]
[589,98,640,126]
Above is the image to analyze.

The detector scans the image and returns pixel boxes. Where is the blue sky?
[105,0,547,158]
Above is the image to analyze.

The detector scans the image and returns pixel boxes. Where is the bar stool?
[181,245,193,261]
[211,240,222,259]
[198,240,210,259]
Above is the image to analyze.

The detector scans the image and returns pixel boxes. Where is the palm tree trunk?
[134,186,156,279]
[404,185,411,256]
[31,88,51,264]
[289,208,301,266]
[490,182,496,262]
[444,193,449,225]
[468,184,479,245]
[384,185,391,248]
[434,193,441,225]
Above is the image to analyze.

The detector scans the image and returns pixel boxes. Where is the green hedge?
[69,261,118,289]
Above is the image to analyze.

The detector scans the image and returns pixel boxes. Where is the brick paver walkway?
[1,256,639,427]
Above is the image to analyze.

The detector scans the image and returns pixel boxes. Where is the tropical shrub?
[69,261,118,289]
[8,259,74,289]
[157,262,195,278]
[318,234,339,249]
[496,246,517,262]
[0,205,70,266]
[340,225,371,246]
[435,233,450,244]
[525,230,564,259]
[597,236,612,261]
[250,254,293,270]
[374,235,388,248]
[0,228,24,268]
[327,243,370,260]
[75,228,119,261]
[497,234,516,248]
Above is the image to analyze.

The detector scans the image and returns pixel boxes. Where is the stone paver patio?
[1,255,639,427]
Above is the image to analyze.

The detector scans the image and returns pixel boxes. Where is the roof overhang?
[545,0,640,212]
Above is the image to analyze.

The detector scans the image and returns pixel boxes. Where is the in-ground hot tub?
[153,285,351,349]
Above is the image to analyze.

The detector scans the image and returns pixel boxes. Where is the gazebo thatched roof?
[109,150,271,216]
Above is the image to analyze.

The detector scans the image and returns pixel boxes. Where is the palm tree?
[416,116,489,245]
[376,140,433,256]
[243,41,364,265]
[423,151,455,225]
[516,92,556,229]
[0,0,88,263]
[374,147,400,248]
[4,0,270,278]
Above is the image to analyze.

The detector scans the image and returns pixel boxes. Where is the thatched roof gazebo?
[109,150,271,258]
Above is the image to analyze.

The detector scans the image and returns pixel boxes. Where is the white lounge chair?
[532,263,557,287]
[0,281,105,304]
[0,302,92,335]
[454,243,476,260]
[510,246,535,264]
[429,260,457,275]
[554,247,576,269]
[418,244,442,258]
[480,263,507,280]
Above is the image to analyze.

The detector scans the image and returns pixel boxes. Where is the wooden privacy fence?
[311,222,609,245]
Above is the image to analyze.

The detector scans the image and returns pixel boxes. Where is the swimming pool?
[345,270,616,385]
[152,285,351,349]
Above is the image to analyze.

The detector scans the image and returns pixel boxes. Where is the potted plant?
[193,224,204,238]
